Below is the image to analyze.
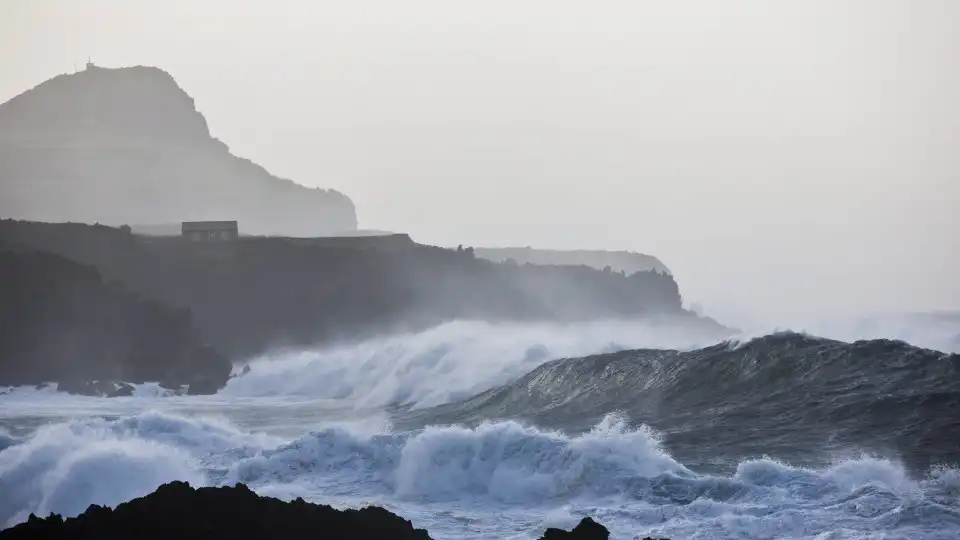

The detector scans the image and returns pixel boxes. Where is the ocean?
[1,319,959,539]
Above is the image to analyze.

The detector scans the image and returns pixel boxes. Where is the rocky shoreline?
[0,481,670,540]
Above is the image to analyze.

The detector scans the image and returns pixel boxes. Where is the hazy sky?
[2,1,958,326]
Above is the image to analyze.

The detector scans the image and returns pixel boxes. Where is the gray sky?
[2,0,958,326]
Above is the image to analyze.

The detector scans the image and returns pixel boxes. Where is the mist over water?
[2,2,958,537]
[730,313,960,355]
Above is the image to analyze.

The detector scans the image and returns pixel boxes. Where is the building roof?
[181,221,238,232]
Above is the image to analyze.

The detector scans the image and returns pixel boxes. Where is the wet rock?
[539,517,610,540]
[57,380,134,397]
[108,382,135,397]
[537,518,671,540]
[185,378,220,395]
[0,481,433,540]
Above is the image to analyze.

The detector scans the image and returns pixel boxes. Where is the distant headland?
[0,63,356,236]
[0,219,729,394]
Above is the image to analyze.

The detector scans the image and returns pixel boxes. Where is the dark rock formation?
[56,380,135,398]
[538,518,670,540]
[475,246,671,275]
[0,480,669,540]
[0,248,230,392]
[0,481,432,540]
[539,517,610,540]
[0,64,356,236]
[0,220,728,359]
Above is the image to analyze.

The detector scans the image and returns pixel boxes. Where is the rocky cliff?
[0,247,230,393]
[0,64,356,236]
[0,220,724,360]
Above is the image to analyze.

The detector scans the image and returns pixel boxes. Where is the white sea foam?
[0,410,957,539]
[1,317,958,539]
[0,417,197,527]
[222,319,727,408]
[392,414,688,501]
[2,317,954,415]
[3,411,956,539]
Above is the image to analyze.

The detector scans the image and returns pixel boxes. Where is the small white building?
[181,221,238,242]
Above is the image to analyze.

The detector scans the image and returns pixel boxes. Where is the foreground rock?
[0,481,432,540]
[0,481,669,540]
[540,517,611,539]
[539,517,670,540]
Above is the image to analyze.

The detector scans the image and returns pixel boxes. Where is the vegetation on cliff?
[475,246,671,275]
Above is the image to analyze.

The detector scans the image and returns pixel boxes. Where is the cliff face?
[474,247,671,275]
[0,220,719,360]
[0,65,357,236]
[0,247,230,392]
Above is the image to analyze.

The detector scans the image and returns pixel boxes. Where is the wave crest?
[1,411,958,538]
[407,333,960,473]
[0,414,208,527]
[220,320,726,408]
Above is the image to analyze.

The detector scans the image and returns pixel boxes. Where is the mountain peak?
[0,65,218,148]
[0,65,357,235]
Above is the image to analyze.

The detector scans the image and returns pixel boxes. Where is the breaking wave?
[403,332,960,473]
[3,322,960,538]
[221,319,728,409]
[1,411,958,538]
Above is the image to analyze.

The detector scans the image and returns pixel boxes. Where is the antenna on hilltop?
[85,56,94,70]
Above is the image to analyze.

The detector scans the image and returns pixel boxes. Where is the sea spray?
[221,319,724,408]
[2,319,960,539]
[1,410,958,539]
[0,419,203,527]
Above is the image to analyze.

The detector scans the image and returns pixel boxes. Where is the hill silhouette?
[0,63,356,236]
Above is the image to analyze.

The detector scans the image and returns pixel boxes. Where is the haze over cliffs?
[0,248,230,393]
[474,247,671,275]
[0,220,724,362]
[0,64,356,236]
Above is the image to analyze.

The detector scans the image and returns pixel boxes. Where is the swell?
[401,332,960,473]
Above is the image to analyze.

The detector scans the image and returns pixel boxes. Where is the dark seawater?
[401,333,960,474]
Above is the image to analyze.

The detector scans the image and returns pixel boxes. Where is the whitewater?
[2,319,959,539]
